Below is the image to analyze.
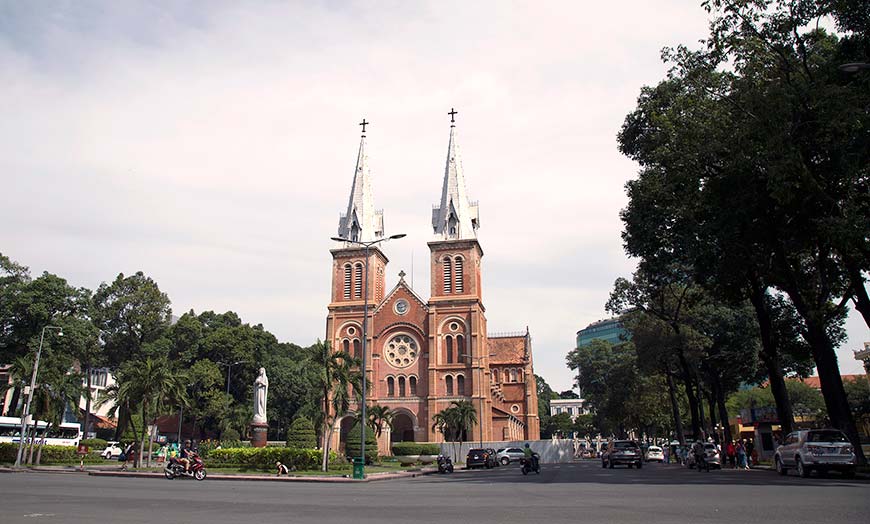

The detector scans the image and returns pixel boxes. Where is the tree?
[449,400,478,450]
[306,339,362,472]
[535,374,558,438]
[367,405,394,439]
[286,417,317,449]
[345,423,378,464]
[548,412,574,438]
[559,390,579,399]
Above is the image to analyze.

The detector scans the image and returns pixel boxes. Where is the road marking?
[23,514,57,518]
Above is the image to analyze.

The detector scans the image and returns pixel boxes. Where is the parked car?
[774,429,856,478]
[101,441,122,459]
[645,445,664,462]
[466,448,497,469]
[497,447,526,465]
[601,440,643,469]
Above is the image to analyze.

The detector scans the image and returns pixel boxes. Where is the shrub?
[391,442,422,456]
[221,428,240,442]
[419,443,440,455]
[207,447,337,470]
[345,424,378,464]
[0,443,81,464]
[80,438,108,450]
[286,418,317,449]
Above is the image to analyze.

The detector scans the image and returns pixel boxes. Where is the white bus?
[0,416,82,447]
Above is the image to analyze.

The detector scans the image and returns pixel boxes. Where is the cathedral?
[326,114,540,453]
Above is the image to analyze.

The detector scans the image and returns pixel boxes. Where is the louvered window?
[445,376,454,396]
[399,376,406,397]
[456,335,464,361]
[443,256,452,293]
[387,377,395,397]
[342,339,350,354]
[343,264,352,299]
[409,376,417,396]
[353,339,361,359]
[457,375,465,396]
[454,257,464,293]
[446,336,453,364]
[354,263,363,298]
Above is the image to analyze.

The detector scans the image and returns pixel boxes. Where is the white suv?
[774,429,856,478]
[497,447,526,465]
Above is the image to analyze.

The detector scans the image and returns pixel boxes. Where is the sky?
[1,1,867,392]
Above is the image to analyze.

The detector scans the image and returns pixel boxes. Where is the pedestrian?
[663,445,670,464]
[746,438,756,466]
[726,440,736,469]
[276,461,289,476]
[736,441,748,470]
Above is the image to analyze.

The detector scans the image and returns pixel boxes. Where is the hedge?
[345,424,378,464]
[391,443,440,456]
[80,438,108,450]
[0,443,85,464]
[207,447,337,470]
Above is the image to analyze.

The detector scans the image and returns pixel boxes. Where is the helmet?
[524,443,530,448]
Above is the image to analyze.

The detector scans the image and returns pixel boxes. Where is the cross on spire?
[448,108,458,125]
[359,118,369,135]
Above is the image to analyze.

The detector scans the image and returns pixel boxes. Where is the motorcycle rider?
[523,443,539,471]
[179,440,193,473]
[691,440,707,470]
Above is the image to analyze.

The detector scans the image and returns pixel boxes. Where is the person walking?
[736,440,748,470]
[726,440,736,469]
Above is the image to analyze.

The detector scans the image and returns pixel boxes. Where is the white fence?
[438,439,575,464]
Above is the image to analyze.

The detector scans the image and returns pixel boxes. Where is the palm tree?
[32,371,84,465]
[367,405,394,439]
[0,356,33,417]
[450,399,478,449]
[306,339,362,472]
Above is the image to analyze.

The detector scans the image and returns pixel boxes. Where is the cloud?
[1,1,866,391]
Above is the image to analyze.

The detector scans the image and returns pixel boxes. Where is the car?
[601,440,642,469]
[466,448,497,469]
[645,445,664,462]
[497,447,526,465]
[100,441,122,459]
[774,429,857,478]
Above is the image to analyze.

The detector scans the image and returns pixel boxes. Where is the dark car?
[602,440,643,469]
[466,448,497,469]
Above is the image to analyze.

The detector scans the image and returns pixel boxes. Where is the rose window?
[385,334,419,369]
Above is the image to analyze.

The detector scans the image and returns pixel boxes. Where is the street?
[1,461,868,524]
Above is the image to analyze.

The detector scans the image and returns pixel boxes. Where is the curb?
[88,467,439,483]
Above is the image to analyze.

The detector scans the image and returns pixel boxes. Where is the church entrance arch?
[337,415,357,456]
[390,409,418,443]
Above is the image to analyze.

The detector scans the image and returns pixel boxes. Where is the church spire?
[432,109,479,240]
[338,121,384,243]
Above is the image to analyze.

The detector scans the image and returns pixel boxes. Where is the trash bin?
[352,457,365,479]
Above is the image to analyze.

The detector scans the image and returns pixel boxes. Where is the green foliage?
[345,423,378,463]
[727,381,826,420]
[391,442,422,455]
[286,417,317,449]
[535,374,556,438]
[80,438,107,450]
[208,447,336,470]
[419,443,440,455]
[0,443,77,464]
[547,412,574,438]
[844,377,870,418]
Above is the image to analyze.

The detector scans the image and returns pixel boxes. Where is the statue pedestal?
[250,422,268,448]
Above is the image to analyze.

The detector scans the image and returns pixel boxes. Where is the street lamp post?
[15,325,63,467]
[218,360,249,396]
[331,233,406,477]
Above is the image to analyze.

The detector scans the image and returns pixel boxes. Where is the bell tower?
[427,109,491,444]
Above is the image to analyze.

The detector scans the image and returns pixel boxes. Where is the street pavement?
[1,461,868,524]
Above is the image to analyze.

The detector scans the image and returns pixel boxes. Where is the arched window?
[517,369,523,382]
[409,376,417,396]
[492,369,499,384]
[445,376,454,396]
[510,368,518,382]
[353,339,361,359]
[457,375,465,396]
[504,370,510,383]
[456,335,464,361]
[342,339,350,355]
[387,377,395,397]
[454,257,464,293]
[446,336,454,364]
[443,256,452,293]
[354,263,363,298]
[343,264,352,299]
[398,376,406,396]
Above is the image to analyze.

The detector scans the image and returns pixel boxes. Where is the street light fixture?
[331,232,406,477]
[15,325,62,467]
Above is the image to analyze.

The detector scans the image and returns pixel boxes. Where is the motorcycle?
[693,452,710,473]
[437,455,454,474]
[520,454,541,475]
[164,453,207,481]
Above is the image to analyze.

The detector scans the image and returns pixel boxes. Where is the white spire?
[338,133,384,242]
[432,121,479,240]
